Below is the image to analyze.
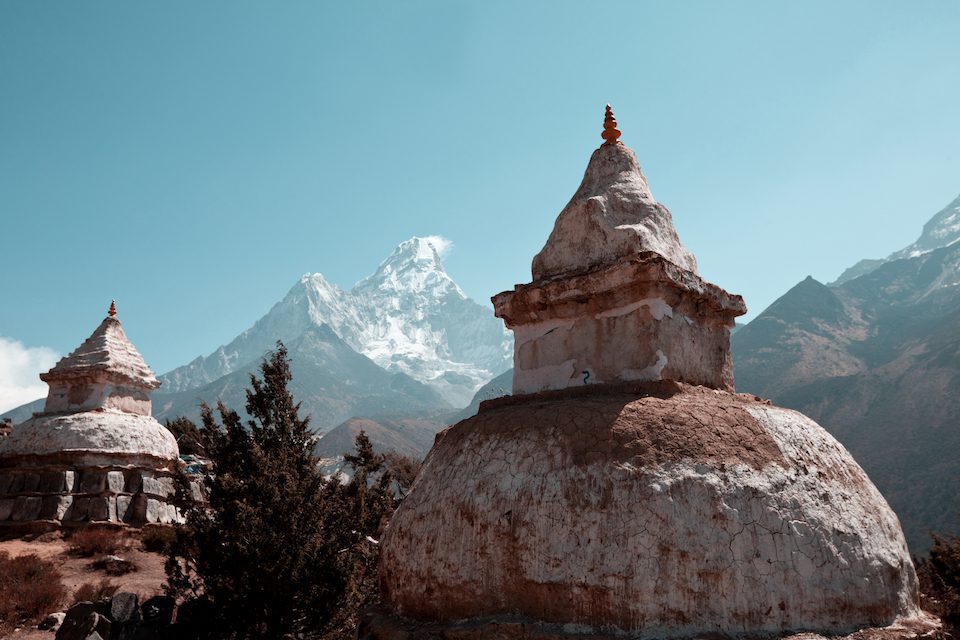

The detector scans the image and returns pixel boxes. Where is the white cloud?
[0,337,59,415]
[422,235,453,259]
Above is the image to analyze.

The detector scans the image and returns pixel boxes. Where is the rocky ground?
[0,529,167,639]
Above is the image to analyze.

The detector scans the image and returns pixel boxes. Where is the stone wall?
[0,465,181,527]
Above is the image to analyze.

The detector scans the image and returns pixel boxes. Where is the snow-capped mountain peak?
[354,236,464,298]
[159,236,511,407]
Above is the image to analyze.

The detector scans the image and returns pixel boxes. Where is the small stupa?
[0,302,181,527]
[366,108,932,639]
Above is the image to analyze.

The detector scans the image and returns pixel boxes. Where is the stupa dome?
[369,107,930,639]
[0,412,178,465]
[378,383,920,637]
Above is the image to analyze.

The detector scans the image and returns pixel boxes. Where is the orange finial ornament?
[601,103,622,145]
[108,300,117,318]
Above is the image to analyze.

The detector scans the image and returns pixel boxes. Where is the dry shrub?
[73,579,119,604]
[0,551,68,631]
[68,527,129,557]
[140,525,177,554]
[918,531,960,634]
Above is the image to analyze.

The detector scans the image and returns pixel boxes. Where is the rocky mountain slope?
[160,237,511,409]
[315,416,447,466]
[313,368,515,475]
[733,193,960,554]
[152,324,450,433]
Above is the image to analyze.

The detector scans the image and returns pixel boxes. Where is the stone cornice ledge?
[492,252,747,326]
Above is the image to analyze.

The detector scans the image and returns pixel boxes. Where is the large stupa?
[365,107,933,639]
[0,302,181,527]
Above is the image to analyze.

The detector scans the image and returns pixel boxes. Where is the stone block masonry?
[0,465,182,526]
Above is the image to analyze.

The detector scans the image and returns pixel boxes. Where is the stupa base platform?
[0,463,184,527]
[358,606,941,640]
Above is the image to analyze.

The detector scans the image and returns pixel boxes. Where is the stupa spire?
[601,103,621,145]
[108,299,117,318]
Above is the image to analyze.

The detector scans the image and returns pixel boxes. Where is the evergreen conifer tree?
[166,342,395,639]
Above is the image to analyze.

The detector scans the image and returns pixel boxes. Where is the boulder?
[56,602,110,640]
[109,592,142,640]
[38,612,66,631]
[95,555,136,576]
[109,592,140,623]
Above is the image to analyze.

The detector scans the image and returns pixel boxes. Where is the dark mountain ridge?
[734,197,960,554]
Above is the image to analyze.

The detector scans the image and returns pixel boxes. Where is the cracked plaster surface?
[379,386,920,638]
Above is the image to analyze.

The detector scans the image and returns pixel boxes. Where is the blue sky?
[1,1,959,410]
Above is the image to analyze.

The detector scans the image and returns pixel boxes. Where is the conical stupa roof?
[531,105,698,280]
[41,303,160,390]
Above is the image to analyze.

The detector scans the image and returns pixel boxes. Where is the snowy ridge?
[159,237,512,407]
[889,194,960,261]
[833,193,960,285]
